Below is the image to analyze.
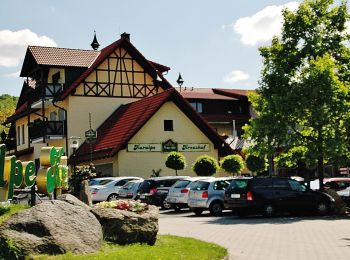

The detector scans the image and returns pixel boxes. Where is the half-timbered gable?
[74,47,158,98]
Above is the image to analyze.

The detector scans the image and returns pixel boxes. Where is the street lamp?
[69,136,81,195]
[176,73,184,92]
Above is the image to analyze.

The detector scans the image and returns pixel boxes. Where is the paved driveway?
[159,210,350,260]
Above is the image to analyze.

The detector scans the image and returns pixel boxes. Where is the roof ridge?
[28,45,100,53]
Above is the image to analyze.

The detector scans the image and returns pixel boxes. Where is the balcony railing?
[29,120,66,141]
[31,84,64,105]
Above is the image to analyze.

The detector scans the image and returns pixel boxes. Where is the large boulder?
[56,193,91,210]
[91,205,159,245]
[0,200,102,258]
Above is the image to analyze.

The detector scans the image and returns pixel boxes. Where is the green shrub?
[165,152,186,176]
[220,154,245,176]
[192,155,219,176]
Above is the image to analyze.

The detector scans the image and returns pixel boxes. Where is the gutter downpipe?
[52,100,69,157]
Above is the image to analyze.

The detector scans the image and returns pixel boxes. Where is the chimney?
[121,32,130,41]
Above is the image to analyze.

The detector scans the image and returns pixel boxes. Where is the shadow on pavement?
[159,208,350,225]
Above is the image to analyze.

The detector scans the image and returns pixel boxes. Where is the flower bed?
[95,200,148,213]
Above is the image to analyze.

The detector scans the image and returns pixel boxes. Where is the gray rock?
[0,200,102,258]
[57,193,91,210]
[91,205,159,245]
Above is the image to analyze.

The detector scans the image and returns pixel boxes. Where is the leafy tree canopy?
[220,154,245,176]
[0,94,18,135]
[192,155,219,176]
[165,152,186,176]
[243,0,350,189]
[245,154,267,173]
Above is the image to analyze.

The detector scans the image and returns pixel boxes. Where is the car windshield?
[190,181,210,191]
[173,180,191,189]
[89,179,113,186]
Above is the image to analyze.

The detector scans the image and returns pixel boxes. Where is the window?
[21,125,25,144]
[190,181,209,191]
[288,180,306,192]
[58,109,65,121]
[174,180,191,189]
[17,126,20,145]
[190,102,203,113]
[213,180,230,190]
[50,111,58,121]
[164,120,173,131]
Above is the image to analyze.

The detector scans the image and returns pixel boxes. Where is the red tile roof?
[74,88,234,163]
[214,88,252,98]
[28,46,99,67]
[179,88,238,100]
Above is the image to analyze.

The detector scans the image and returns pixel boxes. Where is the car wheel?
[316,201,329,215]
[161,200,172,210]
[263,203,275,217]
[209,201,223,216]
[192,208,203,216]
[107,193,119,201]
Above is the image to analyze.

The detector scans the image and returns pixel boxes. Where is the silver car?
[118,180,143,200]
[89,177,143,202]
[165,177,214,211]
[187,177,233,216]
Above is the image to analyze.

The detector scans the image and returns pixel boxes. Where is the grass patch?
[30,235,228,260]
[0,204,29,223]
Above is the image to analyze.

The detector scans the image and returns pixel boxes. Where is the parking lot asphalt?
[158,210,350,260]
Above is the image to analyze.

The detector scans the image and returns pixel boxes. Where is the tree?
[192,155,219,176]
[220,154,245,176]
[244,0,350,190]
[165,152,186,176]
[246,154,267,174]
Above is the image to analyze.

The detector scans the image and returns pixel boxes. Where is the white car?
[89,177,143,202]
[165,177,214,211]
[117,180,143,200]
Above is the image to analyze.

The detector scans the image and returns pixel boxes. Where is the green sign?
[162,139,177,152]
[0,144,69,201]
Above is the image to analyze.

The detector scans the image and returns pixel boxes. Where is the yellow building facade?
[5,33,234,178]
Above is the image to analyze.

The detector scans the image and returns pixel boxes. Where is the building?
[4,33,234,177]
[179,88,251,139]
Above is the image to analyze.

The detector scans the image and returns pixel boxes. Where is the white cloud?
[233,2,299,46]
[4,70,20,79]
[0,29,57,67]
[224,70,249,84]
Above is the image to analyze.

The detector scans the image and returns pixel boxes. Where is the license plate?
[231,194,240,198]
[140,195,145,199]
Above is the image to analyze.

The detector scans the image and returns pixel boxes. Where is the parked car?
[89,177,115,186]
[224,177,335,217]
[165,177,214,211]
[136,176,189,209]
[117,180,143,200]
[324,178,350,191]
[187,177,233,216]
[89,177,143,202]
[337,187,350,207]
[310,178,350,191]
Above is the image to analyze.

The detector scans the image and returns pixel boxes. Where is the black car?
[136,176,188,209]
[224,177,335,217]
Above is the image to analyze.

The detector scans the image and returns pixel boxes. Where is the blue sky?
[0,0,327,96]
